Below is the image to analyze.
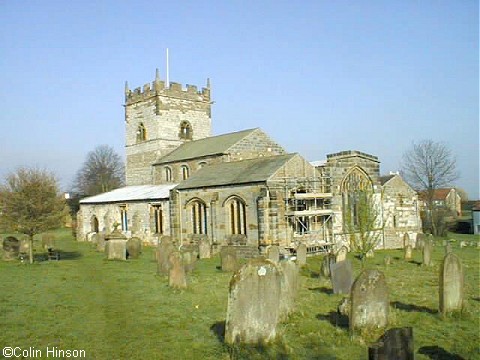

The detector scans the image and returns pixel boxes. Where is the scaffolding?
[268,172,334,253]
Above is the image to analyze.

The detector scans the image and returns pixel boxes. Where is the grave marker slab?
[336,245,348,263]
[168,251,187,289]
[439,253,464,314]
[126,237,142,259]
[267,245,280,264]
[221,246,238,272]
[330,259,353,294]
[296,243,307,265]
[157,237,175,275]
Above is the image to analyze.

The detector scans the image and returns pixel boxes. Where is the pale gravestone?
[168,251,187,289]
[126,237,142,259]
[415,233,425,250]
[225,258,282,344]
[330,259,353,294]
[221,246,238,272]
[368,327,414,360]
[403,233,410,248]
[350,270,389,332]
[422,239,433,266]
[296,243,307,266]
[267,245,280,264]
[404,245,412,260]
[336,246,348,262]
[157,237,175,275]
[105,240,127,260]
[198,237,211,259]
[182,250,197,273]
[2,237,19,261]
[439,253,464,315]
[279,260,299,319]
[321,254,336,278]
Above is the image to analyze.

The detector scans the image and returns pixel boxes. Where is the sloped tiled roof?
[379,174,396,185]
[154,128,258,164]
[175,153,297,190]
[79,184,177,204]
[418,188,455,201]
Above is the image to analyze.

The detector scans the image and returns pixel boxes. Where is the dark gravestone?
[168,251,187,289]
[439,253,464,315]
[2,236,20,261]
[225,258,282,344]
[157,237,175,275]
[221,246,238,272]
[126,237,142,259]
[330,259,353,294]
[368,327,414,360]
[350,270,389,332]
[296,243,307,266]
[321,253,336,278]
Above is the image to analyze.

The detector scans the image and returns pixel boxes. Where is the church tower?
[124,70,212,185]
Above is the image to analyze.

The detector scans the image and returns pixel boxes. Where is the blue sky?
[1,1,478,198]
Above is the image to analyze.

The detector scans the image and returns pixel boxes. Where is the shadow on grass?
[408,260,423,266]
[308,287,333,295]
[472,296,480,302]
[316,312,349,329]
[418,345,465,360]
[210,320,225,343]
[391,301,437,314]
[55,250,83,260]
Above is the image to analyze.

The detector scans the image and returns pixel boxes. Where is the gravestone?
[350,270,389,332]
[368,327,414,360]
[96,233,106,252]
[404,245,412,260]
[168,251,187,289]
[296,243,307,266]
[182,250,197,273]
[19,237,30,254]
[41,233,55,250]
[422,239,433,266]
[415,233,425,250]
[445,242,452,254]
[221,246,238,272]
[225,258,282,344]
[366,249,375,258]
[105,240,127,261]
[321,254,336,278]
[198,237,211,259]
[336,245,348,262]
[330,259,353,294]
[279,260,299,319]
[403,233,410,248]
[126,237,142,259]
[2,237,20,261]
[267,245,280,264]
[439,253,464,315]
[157,237,175,275]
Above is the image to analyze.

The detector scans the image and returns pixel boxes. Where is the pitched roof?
[379,174,396,185]
[154,128,258,164]
[79,184,177,204]
[418,188,455,201]
[175,153,297,190]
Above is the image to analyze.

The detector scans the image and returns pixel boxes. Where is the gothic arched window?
[189,200,207,235]
[136,123,147,142]
[179,121,192,140]
[226,197,247,235]
[341,167,373,229]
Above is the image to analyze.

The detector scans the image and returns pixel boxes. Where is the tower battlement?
[125,71,210,105]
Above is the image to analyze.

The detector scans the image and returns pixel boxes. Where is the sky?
[0,1,478,198]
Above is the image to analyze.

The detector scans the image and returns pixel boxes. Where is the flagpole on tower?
[166,48,170,88]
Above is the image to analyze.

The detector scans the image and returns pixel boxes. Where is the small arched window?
[189,200,207,235]
[181,165,190,180]
[164,167,172,182]
[226,197,247,235]
[179,121,192,140]
[198,161,207,169]
[136,123,147,142]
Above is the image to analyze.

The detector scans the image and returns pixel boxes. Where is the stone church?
[77,71,422,253]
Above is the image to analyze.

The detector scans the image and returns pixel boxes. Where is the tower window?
[136,123,147,142]
[165,167,172,182]
[181,165,190,180]
[179,121,192,140]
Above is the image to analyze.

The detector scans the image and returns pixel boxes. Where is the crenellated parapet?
[125,70,211,105]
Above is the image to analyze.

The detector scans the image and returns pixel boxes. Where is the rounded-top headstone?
[439,253,464,314]
[296,243,307,265]
[127,237,142,259]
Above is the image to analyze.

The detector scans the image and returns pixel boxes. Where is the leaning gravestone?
[2,237,20,261]
[415,233,425,250]
[350,269,389,332]
[321,253,336,278]
[403,233,410,248]
[198,237,211,259]
[267,245,280,264]
[126,237,142,259]
[168,251,187,289]
[336,245,348,262]
[404,245,412,260]
[439,253,464,315]
[296,243,307,266]
[368,327,414,360]
[221,246,238,272]
[422,239,433,266]
[279,260,299,319]
[157,237,175,275]
[330,259,353,294]
[225,258,282,344]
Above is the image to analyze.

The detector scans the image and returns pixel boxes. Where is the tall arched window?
[136,123,147,142]
[189,200,207,235]
[226,197,247,235]
[164,167,172,182]
[91,215,99,233]
[179,121,192,140]
[341,167,373,228]
[181,165,190,180]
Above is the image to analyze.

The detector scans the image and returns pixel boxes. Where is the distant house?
[419,188,462,216]
[473,201,480,235]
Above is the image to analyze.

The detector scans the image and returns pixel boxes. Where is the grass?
[0,229,479,359]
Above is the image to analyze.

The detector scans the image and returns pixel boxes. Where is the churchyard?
[0,229,478,359]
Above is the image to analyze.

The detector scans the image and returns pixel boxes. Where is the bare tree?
[73,145,125,196]
[0,168,67,263]
[400,140,458,235]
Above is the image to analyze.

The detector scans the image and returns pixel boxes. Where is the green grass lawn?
[0,229,479,359]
